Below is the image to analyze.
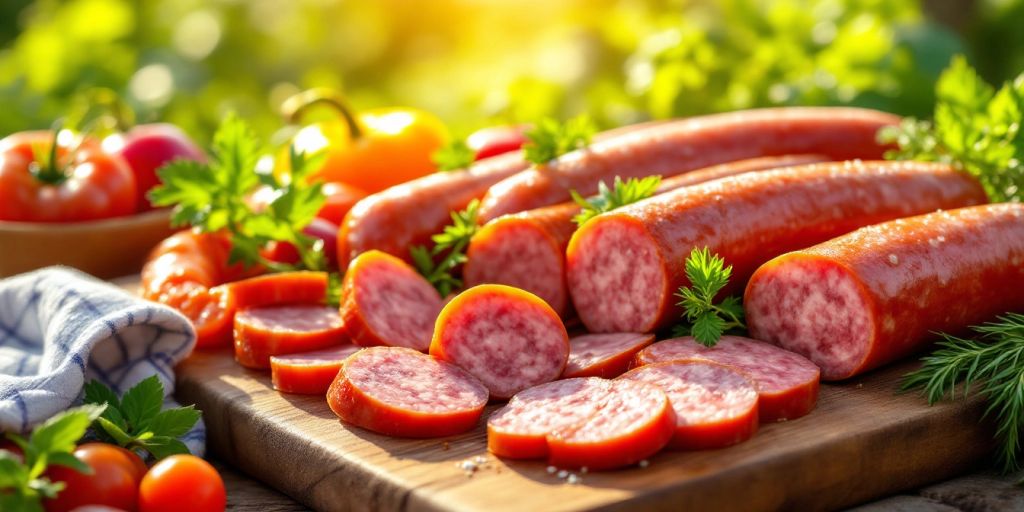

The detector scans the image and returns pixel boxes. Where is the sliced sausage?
[563,333,655,379]
[745,203,1024,381]
[270,345,363,394]
[566,161,988,334]
[219,271,328,309]
[339,250,443,351]
[464,155,827,317]
[430,284,569,399]
[234,305,346,369]
[618,361,759,450]
[633,336,820,422]
[327,346,488,438]
[478,107,898,221]
[487,377,676,469]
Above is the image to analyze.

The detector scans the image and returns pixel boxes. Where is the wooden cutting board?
[172,348,996,512]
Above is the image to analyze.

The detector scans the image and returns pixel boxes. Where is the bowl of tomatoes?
[0,124,204,279]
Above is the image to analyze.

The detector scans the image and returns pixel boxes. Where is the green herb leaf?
[96,417,135,446]
[571,175,661,226]
[523,115,596,165]
[670,247,746,347]
[147,407,202,439]
[142,437,191,460]
[29,404,105,463]
[46,452,91,474]
[432,139,476,172]
[411,200,480,297]
[119,375,164,432]
[83,380,120,410]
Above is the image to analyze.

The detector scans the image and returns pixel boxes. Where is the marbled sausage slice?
[430,284,569,399]
[340,250,442,351]
[270,345,363,395]
[745,203,1024,380]
[327,346,488,438]
[618,361,759,450]
[563,333,655,379]
[233,305,346,369]
[634,336,820,422]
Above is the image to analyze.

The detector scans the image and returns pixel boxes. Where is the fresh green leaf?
[523,115,596,165]
[432,139,476,172]
[412,200,480,296]
[147,407,202,439]
[45,452,91,474]
[571,175,661,226]
[142,437,191,460]
[96,417,134,446]
[0,452,27,488]
[29,404,105,461]
[119,375,164,431]
[670,247,746,347]
[83,379,120,410]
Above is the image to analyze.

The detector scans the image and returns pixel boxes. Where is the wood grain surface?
[173,348,997,512]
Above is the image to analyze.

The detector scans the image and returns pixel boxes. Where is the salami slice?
[486,378,676,469]
[270,345,363,394]
[745,203,1024,380]
[340,250,443,351]
[233,305,346,369]
[220,271,328,309]
[634,336,820,422]
[430,284,569,399]
[618,361,759,450]
[563,333,655,379]
[327,346,488,438]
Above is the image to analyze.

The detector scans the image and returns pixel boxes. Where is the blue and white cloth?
[0,267,204,455]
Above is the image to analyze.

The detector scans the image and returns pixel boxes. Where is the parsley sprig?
[83,376,201,460]
[902,314,1024,473]
[1,405,106,512]
[670,247,746,347]
[523,115,597,165]
[150,113,328,272]
[879,55,1024,203]
[432,139,476,172]
[410,199,481,297]
[570,176,661,226]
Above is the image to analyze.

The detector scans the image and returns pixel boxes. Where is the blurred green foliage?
[0,0,1016,144]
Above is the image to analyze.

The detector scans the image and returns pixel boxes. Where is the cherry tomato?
[316,181,366,225]
[261,217,340,269]
[44,443,147,512]
[467,125,529,161]
[103,123,206,212]
[0,130,136,222]
[138,455,225,512]
[279,88,448,194]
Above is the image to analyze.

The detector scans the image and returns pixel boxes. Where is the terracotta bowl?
[0,209,178,279]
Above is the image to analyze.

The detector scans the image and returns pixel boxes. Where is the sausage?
[270,345,363,394]
[745,203,1024,381]
[486,377,676,469]
[566,161,988,333]
[562,333,655,379]
[430,284,569,399]
[233,305,347,369]
[327,346,489,438]
[478,107,899,221]
[218,271,328,309]
[464,155,827,316]
[337,122,665,266]
[339,250,443,351]
[633,336,820,422]
[618,361,759,450]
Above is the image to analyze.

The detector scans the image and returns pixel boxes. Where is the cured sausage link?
[745,203,1024,381]
[464,155,827,316]
[478,107,899,221]
[566,161,988,334]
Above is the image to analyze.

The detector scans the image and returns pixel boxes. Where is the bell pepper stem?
[281,88,363,140]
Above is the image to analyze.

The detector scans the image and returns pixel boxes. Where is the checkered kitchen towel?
[0,267,204,455]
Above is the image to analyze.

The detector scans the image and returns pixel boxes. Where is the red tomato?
[261,218,339,269]
[103,124,206,212]
[466,125,528,161]
[138,455,225,512]
[44,443,147,512]
[316,181,365,225]
[0,131,136,222]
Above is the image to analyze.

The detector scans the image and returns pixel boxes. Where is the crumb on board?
[442,441,450,451]
[639,459,650,468]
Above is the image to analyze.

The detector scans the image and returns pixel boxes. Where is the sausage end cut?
[563,333,656,379]
[234,305,346,369]
[270,344,363,394]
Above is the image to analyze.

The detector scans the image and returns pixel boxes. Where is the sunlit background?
[2,0,1022,141]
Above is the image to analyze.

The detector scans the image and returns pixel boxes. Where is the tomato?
[103,123,206,212]
[138,455,225,512]
[467,125,529,161]
[0,130,136,222]
[316,181,365,225]
[261,218,339,269]
[44,443,147,512]
[279,88,448,194]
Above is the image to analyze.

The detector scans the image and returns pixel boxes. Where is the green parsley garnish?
[149,113,328,272]
[570,176,661,226]
[670,247,746,347]
[410,199,481,297]
[432,139,476,172]
[0,405,106,512]
[523,115,597,165]
[83,375,201,461]
[879,55,1024,203]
